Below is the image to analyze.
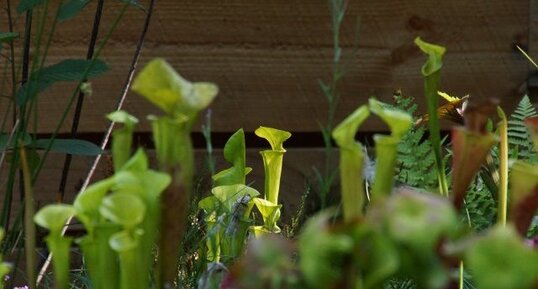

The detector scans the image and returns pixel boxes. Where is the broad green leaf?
[223,129,246,165]
[465,225,538,289]
[0,32,19,43]
[100,193,146,229]
[255,126,291,151]
[120,148,148,172]
[17,0,46,13]
[34,204,75,232]
[198,196,220,213]
[132,58,218,116]
[369,98,412,138]
[74,177,116,223]
[58,0,91,21]
[38,59,108,82]
[34,138,103,155]
[0,132,31,150]
[212,129,248,186]
[415,37,446,76]
[16,59,108,106]
[212,184,260,212]
[16,80,52,106]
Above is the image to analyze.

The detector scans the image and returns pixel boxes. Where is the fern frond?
[507,95,538,162]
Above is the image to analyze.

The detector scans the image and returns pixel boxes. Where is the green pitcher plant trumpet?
[251,126,291,235]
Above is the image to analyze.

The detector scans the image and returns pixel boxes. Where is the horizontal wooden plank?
[13,47,527,133]
[0,0,531,134]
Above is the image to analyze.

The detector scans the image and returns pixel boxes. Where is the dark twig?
[57,0,105,203]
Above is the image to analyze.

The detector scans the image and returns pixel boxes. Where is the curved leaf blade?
[34,138,103,156]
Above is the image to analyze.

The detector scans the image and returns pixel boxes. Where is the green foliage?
[33,138,103,156]
[17,59,109,106]
[465,225,538,289]
[507,95,538,162]
[16,0,46,13]
[463,177,496,232]
[58,0,91,22]
[393,92,438,190]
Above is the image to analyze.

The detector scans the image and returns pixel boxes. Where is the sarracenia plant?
[198,129,259,263]
[332,98,411,221]
[332,105,369,221]
[35,116,172,289]
[131,58,218,288]
[415,37,449,195]
[251,126,291,235]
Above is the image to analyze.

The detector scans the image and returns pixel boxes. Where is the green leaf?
[132,58,218,116]
[0,32,19,43]
[119,148,148,172]
[74,177,116,225]
[0,132,31,151]
[16,80,52,106]
[34,138,103,155]
[17,0,46,13]
[58,0,91,21]
[120,0,144,10]
[211,184,260,212]
[369,98,412,138]
[38,59,108,82]
[212,129,249,186]
[34,204,75,232]
[16,59,108,106]
[255,126,291,151]
[100,193,146,229]
[465,225,538,289]
[198,196,220,213]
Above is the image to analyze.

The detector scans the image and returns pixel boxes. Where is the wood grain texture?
[0,0,531,134]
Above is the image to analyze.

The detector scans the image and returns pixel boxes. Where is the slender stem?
[6,0,17,128]
[31,3,130,183]
[497,107,508,225]
[58,0,105,202]
[1,9,33,232]
[19,147,36,289]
